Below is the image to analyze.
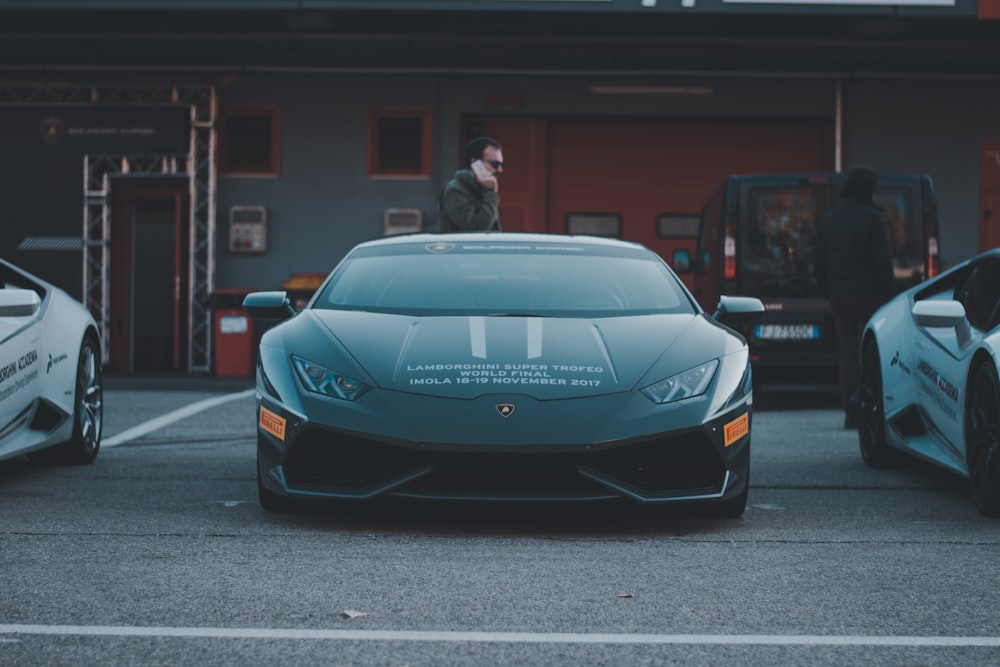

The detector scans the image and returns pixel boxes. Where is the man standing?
[437,136,503,232]
[814,167,896,429]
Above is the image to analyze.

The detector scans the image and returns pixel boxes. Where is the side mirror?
[243,291,296,322]
[0,288,41,317]
[672,249,692,274]
[712,295,765,325]
[912,299,971,347]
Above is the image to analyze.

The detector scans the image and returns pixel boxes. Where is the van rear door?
[876,174,939,288]
[737,178,836,370]
[696,172,939,375]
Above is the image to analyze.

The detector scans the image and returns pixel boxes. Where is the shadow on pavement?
[103,372,254,393]
[259,496,750,538]
[754,382,841,411]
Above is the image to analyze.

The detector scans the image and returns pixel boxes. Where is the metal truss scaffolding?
[2,83,217,372]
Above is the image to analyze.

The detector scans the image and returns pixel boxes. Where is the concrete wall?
[0,105,188,297]
[213,72,838,291]
[842,77,1000,266]
[216,73,448,292]
[2,72,993,298]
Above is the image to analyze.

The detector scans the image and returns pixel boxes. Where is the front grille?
[283,430,419,489]
[282,426,725,499]
[400,464,614,500]
[585,437,724,492]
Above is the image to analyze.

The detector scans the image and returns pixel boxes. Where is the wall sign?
[36,107,189,154]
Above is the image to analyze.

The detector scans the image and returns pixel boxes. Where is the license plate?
[754,324,819,340]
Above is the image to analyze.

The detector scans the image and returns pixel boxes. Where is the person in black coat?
[813,167,895,429]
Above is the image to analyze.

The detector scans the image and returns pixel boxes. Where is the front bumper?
[256,398,751,505]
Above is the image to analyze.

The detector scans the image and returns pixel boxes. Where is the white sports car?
[0,259,103,465]
[859,248,1000,516]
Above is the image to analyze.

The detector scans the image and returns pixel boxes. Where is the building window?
[566,213,621,237]
[368,107,432,178]
[657,214,701,239]
[219,107,281,177]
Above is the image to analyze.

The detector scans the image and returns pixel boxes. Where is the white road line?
[102,389,256,448]
[1,625,999,646]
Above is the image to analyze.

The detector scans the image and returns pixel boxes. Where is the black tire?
[28,334,103,466]
[858,339,898,468]
[257,442,299,513]
[966,362,1000,517]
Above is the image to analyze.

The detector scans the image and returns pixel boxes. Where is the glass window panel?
[566,214,621,237]
[657,214,700,239]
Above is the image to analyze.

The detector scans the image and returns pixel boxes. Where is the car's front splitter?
[256,400,751,505]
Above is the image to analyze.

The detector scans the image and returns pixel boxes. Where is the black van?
[680,172,940,381]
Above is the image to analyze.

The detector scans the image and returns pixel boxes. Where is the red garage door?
[547,118,833,273]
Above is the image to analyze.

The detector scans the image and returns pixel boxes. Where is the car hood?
[309,310,715,399]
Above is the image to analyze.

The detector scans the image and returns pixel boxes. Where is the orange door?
[171,191,189,369]
[980,141,1000,251]
[457,116,832,293]
[460,117,548,232]
[547,119,833,280]
[110,178,189,372]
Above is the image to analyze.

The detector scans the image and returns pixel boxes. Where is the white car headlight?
[292,355,371,401]
[641,359,719,405]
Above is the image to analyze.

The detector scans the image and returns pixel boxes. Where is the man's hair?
[464,136,501,166]
[840,167,879,202]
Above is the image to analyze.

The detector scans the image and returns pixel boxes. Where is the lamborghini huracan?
[0,259,103,466]
[859,248,1000,516]
[244,233,763,516]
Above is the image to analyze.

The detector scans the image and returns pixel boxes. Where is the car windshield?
[313,240,695,317]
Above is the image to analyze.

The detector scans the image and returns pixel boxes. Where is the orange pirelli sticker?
[259,406,286,441]
[723,413,749,447]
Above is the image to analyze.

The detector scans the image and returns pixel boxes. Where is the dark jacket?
[437,170,500,232]
[813,200,895,300]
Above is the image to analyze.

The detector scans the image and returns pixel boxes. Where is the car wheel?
[257,441,298,512]
[28,334,103,465]
[858,339,897,468]
[966,362,1000,517]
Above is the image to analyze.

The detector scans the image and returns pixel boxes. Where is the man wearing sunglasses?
[437,135,503,232]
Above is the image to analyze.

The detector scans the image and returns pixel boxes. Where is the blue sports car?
[244,233,763,516]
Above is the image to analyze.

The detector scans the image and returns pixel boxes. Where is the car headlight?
[641,359,719,404]
[292,355,371,401]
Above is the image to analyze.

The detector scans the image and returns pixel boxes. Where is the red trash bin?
[213,288,256,378]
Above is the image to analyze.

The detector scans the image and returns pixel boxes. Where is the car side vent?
[29,399,68,434]
[889,406,927,439]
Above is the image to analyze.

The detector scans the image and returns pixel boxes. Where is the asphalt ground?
[2,375,999,666]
